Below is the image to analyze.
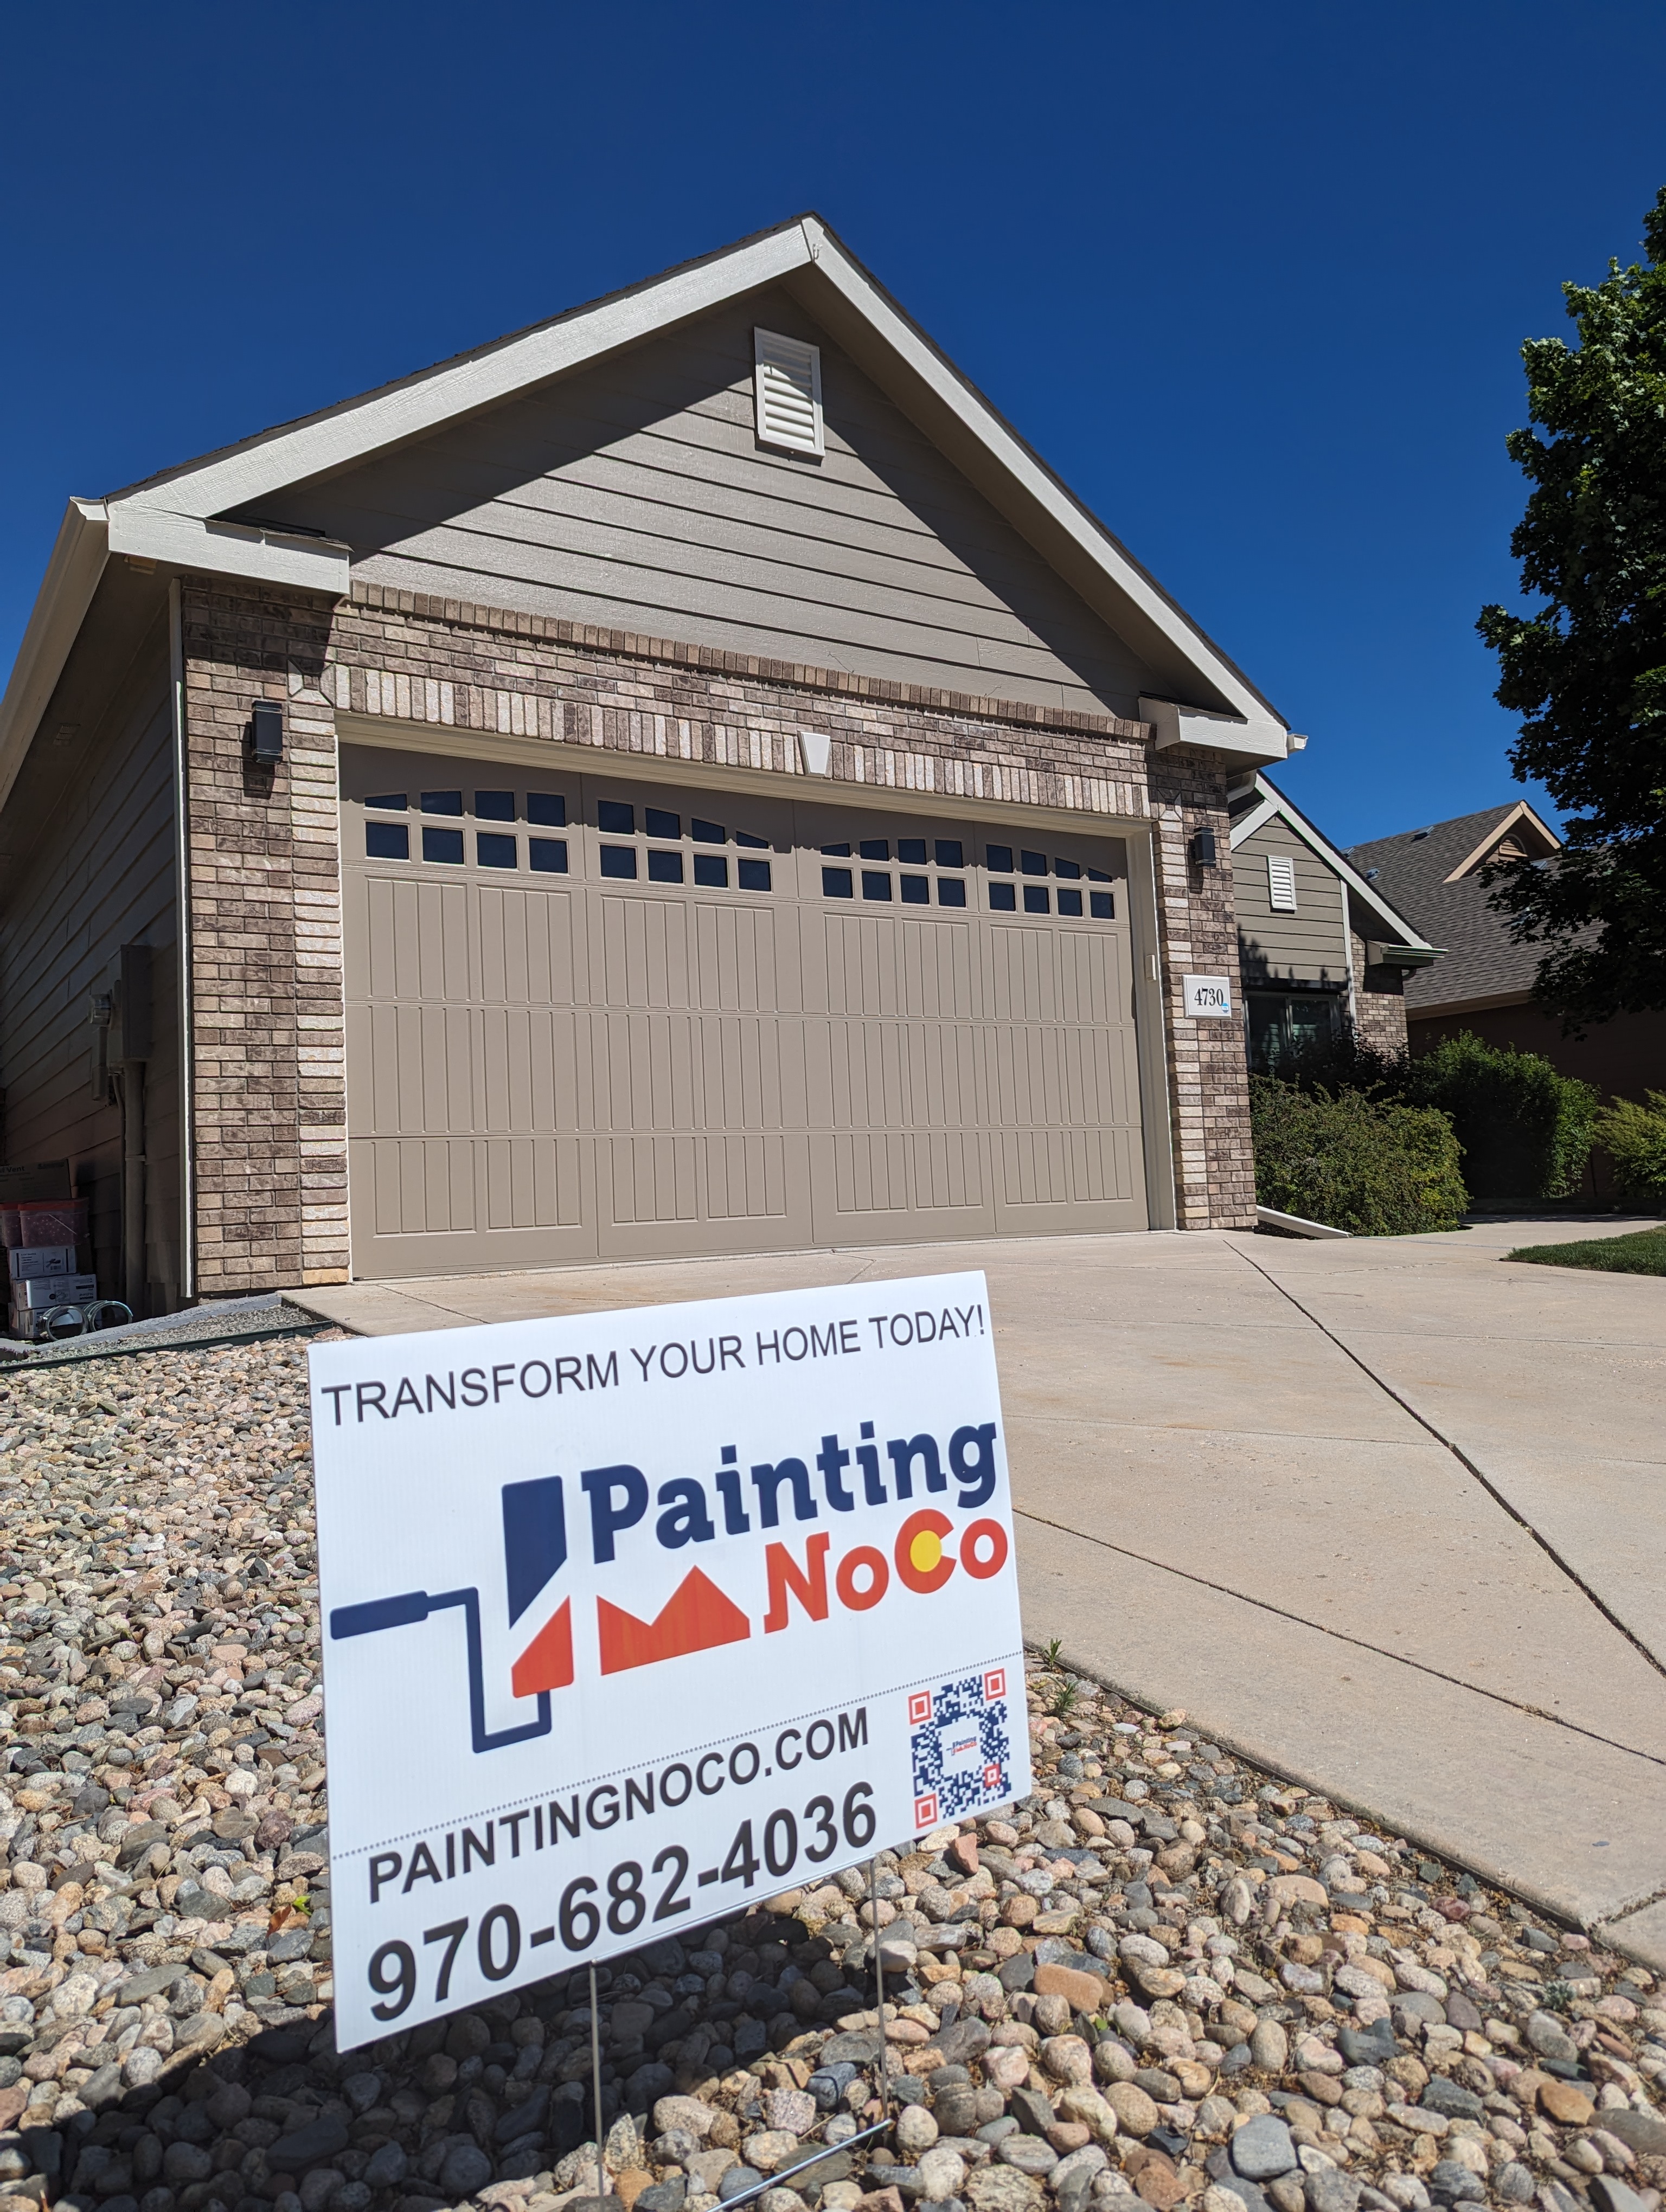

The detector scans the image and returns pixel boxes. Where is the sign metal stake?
[589,1960,606,2202]
[867,1853,892,2131]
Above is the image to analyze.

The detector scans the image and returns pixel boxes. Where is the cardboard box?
[0,1161,73,1207]
[8,1245,78,1282]
[11,1273,98,1311]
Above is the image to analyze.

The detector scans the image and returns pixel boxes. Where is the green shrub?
[1593,1091,1666,1208]
[1249,1077,1468,1235]
[1401,1033,1598,1209]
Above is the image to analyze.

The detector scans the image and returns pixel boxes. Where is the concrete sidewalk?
[289,1213,1666,1954]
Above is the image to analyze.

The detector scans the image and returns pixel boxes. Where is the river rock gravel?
[1,1336,1663,2212]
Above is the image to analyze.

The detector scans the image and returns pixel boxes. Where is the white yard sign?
[310,1272,1029,2049]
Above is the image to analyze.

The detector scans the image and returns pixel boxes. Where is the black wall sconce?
[249,699,284,764]
[1189,826,1218,869]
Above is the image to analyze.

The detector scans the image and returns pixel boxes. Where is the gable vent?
[1267,854,1298,912]
[754,329,823,457]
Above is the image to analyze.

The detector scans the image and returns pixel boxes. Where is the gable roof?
[1348,802,1561,1011]
[0,215,1294,816]
[1228,773,1434,951]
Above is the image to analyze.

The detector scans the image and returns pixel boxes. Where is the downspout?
[1342,885,1359,1036]
[168,580,196,1303]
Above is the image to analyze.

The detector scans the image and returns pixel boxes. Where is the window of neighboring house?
[1246,991,1340,1073]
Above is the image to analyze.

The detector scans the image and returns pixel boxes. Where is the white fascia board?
[107,211,1291,748]
[1232,774,1434,951]
[1139,695,1289,764]
[106,506,351,594]
[117,228,816,522]
[1227,789,1281,848]
[796,221,1290,745]
[0,499,109,819]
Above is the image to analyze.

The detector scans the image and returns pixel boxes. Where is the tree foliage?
[1477,186,1666,1027]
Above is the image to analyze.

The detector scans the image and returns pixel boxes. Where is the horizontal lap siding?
[1235,818,1348,989]
[0,624,181,1307]
[244,292,1154,721]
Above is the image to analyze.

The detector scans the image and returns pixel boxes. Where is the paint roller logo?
[328,1476,574,1754]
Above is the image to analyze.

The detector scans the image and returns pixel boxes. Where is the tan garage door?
[341,746,1148,1276]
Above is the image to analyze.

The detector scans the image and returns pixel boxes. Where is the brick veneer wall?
[180,576,1260,1289]
[181,583,349,1294]
[1350,930,1412,1058]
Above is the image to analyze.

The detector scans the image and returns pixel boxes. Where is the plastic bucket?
[16,1198,88,1248]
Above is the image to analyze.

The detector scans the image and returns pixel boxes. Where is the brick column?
[1351,929,1411,1057]
[181,580,349,1293]
[1151,754,1257,1230]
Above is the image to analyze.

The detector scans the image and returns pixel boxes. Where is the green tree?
[1477,186,1666,1028]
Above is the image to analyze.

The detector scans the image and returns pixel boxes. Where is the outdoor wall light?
[249,699,284,764]
[1190,827,1218,869]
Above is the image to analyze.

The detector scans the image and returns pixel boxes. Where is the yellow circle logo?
[909,1526,943,1574]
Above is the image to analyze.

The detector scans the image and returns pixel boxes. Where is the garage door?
[340,746,1148,1276]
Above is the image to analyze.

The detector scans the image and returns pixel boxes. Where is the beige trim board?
[1443,800,1560,883]
[336,712,1155,838]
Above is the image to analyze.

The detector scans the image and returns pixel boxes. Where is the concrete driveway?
[290,1213,1666,1956]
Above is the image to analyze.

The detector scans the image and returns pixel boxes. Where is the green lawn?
[1508,1227,1666,1275]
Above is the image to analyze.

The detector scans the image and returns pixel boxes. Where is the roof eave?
[0,499,109,819]
[9,215,1295,785]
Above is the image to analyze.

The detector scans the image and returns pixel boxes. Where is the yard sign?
[309,1271,1030,2049]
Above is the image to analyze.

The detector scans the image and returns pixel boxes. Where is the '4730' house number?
[1182,974,1234,1018]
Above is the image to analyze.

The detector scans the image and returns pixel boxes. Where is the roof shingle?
[1348,806,1555,1011]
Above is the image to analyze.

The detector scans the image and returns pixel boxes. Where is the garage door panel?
[828,1129,910,1217]
[906,1019,982,1131]
[703,1133,790,1221]
[823,913,901,1018]
[696,1015,783,1133]
[909,1128,984,1212]
[901,917,978,1020]
[343,751,1148,1274]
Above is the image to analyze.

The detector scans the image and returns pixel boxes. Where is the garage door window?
[986,841,1115,920]
[592,800,774,891]
[364,788,581,866]
[821,836,967,907]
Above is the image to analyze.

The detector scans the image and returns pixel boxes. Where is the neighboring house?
[1228,774,1435,1071]
[0,216,1304,1315]
[1349,802,1666,1101]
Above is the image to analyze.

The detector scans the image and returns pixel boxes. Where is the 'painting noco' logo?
[329,1417,1009,1756]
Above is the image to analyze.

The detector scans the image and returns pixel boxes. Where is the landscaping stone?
[0,1339,1663,2212]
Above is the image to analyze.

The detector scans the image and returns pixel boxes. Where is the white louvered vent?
[754,329,823,456]
[1267,854,1299,912]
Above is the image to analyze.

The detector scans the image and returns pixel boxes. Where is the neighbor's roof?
[0,214,1295,816]
[1349,801,1561,1012]
[1228,773,1434,951]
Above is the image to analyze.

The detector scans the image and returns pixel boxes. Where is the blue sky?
[3,1,1663,847]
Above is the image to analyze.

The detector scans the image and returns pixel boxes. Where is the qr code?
[908,1668,1011,1828]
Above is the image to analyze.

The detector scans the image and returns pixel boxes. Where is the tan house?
[0,218,1304,1315]
[1229,774,1435,1070]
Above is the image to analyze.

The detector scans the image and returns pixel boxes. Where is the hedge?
[1249,1077,1468,1236]
[1400,1034,1598,1210]
[1272,1030,1600,1212]
[1593,1091,1666,1210]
